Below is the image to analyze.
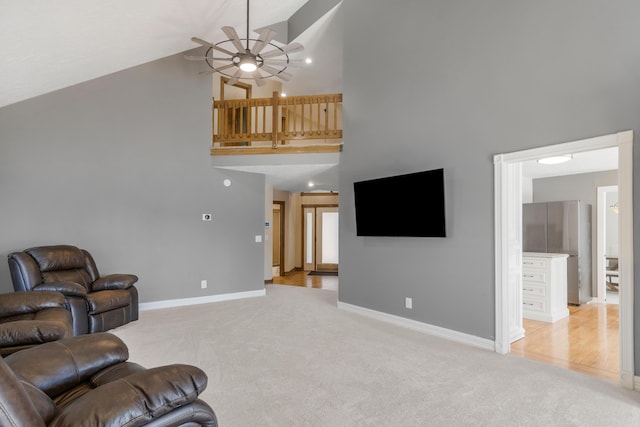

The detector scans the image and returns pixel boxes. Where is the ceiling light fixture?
[185,0,305,87]
[537,154,573,165]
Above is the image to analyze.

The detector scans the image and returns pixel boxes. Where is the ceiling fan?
[185,0,304,87]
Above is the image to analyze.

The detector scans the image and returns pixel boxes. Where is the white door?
[303,206,339,271]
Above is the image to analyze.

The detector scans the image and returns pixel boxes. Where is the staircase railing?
[212,92,342,155]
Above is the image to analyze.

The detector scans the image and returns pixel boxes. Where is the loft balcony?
[211,92,343,156]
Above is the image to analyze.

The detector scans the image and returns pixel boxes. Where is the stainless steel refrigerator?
[523,201,592,305]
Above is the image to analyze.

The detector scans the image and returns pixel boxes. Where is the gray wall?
[532,170,618,295]
[0,52,266,301]
[533,171,618,205]
[340,0,640,370]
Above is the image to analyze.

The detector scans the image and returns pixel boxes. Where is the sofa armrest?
[0,291,66,318]
[49,364,209,427]
[32,282,87,298]
[91,274,138,292]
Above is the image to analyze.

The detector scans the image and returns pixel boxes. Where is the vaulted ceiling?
[0,0,342,109]
[1,0,344,193]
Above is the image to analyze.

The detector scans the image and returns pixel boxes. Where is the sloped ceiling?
[0,0,325,109]
[1,0,344,193]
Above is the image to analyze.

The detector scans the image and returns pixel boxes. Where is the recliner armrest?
[0,291,66,318]
[49,364,209,427]
[91,274,138,291]
[33,282,87,298]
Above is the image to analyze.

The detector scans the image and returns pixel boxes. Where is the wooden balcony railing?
[212,92,343,155]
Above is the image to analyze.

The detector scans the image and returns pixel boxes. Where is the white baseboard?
[337,301,495,351]
[635,376,640,391]
[139,289,266,311]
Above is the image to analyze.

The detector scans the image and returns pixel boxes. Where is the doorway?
[303,206,339,272]
[272,201,285,277]
[597,186,619,304]
[494,131,634,388]
[219,77,252,146]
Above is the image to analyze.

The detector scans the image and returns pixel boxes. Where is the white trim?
[617,131,635,389]
[499,133,619,163]
[596,185,618,303]
[139,289,266,311]
[337,301,495,351]
[494,130,634,389]
[494,154,510,355]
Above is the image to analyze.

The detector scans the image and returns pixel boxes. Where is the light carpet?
[112,285,640,426]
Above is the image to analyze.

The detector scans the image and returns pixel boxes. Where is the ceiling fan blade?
[252,28,277,55]
[262,58,304,67]
[191,37,213,47]
[260,42,304,59]
[191,37,236,56]
[222,26,247,52]
[197,63,236,75]
[211,45,237,57]
[260,65,293,81]
[227,68,244,85]
[184,55,233,61]
[215,63,237,72]
[252,71,266,87]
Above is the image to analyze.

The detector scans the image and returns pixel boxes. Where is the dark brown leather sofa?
[0,291,72,356]
[0,333,218,426]
[8,244,139,335]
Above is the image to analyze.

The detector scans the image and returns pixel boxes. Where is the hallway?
[271,270,338,291]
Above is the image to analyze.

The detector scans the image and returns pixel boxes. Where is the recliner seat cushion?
[41,270,92,289]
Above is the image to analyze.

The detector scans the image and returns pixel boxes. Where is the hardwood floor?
[273,271,618,382]
[510,303,619,383]
[271,269,338,291]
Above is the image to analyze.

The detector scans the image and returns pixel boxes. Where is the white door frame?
[597,185,618,303]
[494,130,635,389]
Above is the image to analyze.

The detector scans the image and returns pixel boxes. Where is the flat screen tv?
[353,168,446,237]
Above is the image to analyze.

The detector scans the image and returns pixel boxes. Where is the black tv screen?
[353,168,446,237]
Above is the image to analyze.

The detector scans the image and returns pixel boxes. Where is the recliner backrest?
[23,245,97,290]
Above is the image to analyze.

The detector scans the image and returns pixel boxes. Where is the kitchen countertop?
[523,252,569,258]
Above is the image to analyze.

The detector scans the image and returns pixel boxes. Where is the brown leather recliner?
[0,291,72,356]
[8,245,139,336]
[0,333,218,427]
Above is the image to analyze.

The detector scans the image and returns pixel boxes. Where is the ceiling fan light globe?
[240,61,257,72]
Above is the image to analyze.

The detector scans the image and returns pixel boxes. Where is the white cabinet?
[522,253,569,322]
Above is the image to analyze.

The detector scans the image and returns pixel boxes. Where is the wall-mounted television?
[353,168,446,237]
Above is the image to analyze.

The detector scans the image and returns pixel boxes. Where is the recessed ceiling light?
[537,155,573,165]
[305,58,312,64]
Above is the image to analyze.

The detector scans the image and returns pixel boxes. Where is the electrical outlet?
[405,297,413,309]
[201,280,207,289]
